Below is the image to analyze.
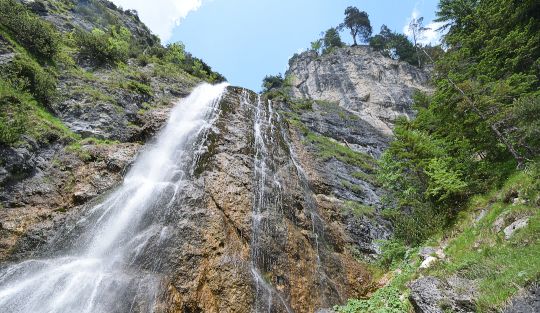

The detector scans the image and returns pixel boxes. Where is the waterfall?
[242,91,293,313]
[0,83,228,313]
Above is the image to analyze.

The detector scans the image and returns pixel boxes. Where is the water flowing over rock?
[0,85,375,312]
[0,83,228,313]
[287,46,431,134]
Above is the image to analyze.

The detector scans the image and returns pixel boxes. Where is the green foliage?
[343,201,375,217]
[335,286,409,313]
[289,99,312,112]
[310,39,322,55]
[427,168,540,311]
[510,95,540,157]
[305,132,376,172]
[126,80,153,97]
[75,27,131,66]
[0,0,60,61]
[182,54,226,83]
[2,54,57,105]
[369,25,417,65]
[262,74,284,92]
[0,79,74,146]
[379,0,540,242]
[164,42,186,65]
[322,27,344,55]
[0,82,29,144]
[377,239,407,269]
[339,7,372,45]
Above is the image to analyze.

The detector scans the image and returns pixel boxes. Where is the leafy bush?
[164,42,186,65]
[262,74,284,92]
[377,239,408,269]
[75,27,131,65]
[0,0,60,61]
[2,54,57,104]
[126,80,153,97]
[322,27,344,54]
[335,286,408,313]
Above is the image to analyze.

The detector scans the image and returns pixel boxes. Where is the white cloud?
[403,8,445,46]
[111,0,202,42]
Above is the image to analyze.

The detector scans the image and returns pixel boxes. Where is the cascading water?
[242,92,293,313]
[0,83,228,313]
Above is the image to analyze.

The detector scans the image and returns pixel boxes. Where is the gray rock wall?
[287,46,432,134]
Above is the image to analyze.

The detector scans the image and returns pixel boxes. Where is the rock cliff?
[0,1,438,312]
[287,46,431,134]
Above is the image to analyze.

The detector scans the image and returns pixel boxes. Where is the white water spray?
[0,83,228,313]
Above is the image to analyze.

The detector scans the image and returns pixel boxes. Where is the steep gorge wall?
[154,87,376,312]
[0,2,435,311]
[287,46,431,134]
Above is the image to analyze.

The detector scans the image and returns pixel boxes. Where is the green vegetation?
[322,28,344,54]
[75,27,131,65]
[339,7,372,46]
[379,0,540,245]
[369,25,417,65]
[427,168,540,311]
[0,80,74,145]
[343,200,375,217]
[335,286,409,313]
[0,0,224,151]
[329,1,539,311]
[305,132,376,172]
[3,53,58,105]
[262,74,284,92]
[0,0,60,61]
[336,249,419,313]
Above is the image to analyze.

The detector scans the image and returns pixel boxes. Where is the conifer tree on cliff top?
[339,6,372,45]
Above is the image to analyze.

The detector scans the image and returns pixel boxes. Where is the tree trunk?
[351,30,357,46]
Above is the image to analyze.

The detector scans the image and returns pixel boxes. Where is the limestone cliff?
[0,1,435,312]
[287,46,431,134]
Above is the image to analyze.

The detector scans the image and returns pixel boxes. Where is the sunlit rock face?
[287,46,432,134]
[162,87,372,312]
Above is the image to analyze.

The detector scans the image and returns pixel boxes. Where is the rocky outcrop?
[504,283,540,313]
[279,99,392,256]
[409,276,477,313]
[287,46,431,134]
[158,88,374,312]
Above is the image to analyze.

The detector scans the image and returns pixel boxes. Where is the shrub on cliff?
[2,55,57,105]
[262,74,284,92]
[0,0,60,62]
[370,25,416,65]
[75,27,131,66]
[322,28,344,54]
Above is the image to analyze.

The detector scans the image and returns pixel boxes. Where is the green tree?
[164,42,186,65]
[310,39,322,55]
[339,7,372,45]
[369,25,416,65]
[322,28,344,54]
[262,74,284,92]
[380,0,540,244]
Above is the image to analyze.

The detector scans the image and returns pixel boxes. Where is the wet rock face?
[287,46,432,134]
[279,99,392,257]
[0,139,141,262]
[160,87,373,312]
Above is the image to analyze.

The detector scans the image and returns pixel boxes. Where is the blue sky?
[112,0,441,91]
